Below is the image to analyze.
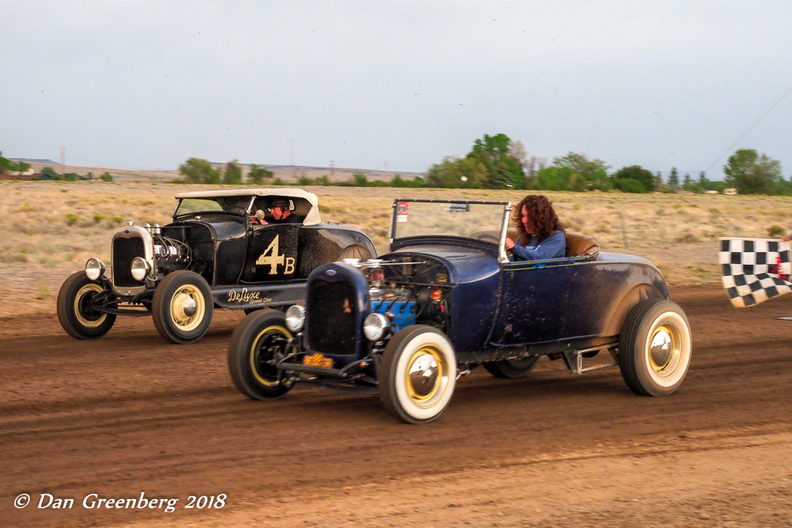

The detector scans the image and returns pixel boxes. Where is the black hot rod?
[57,188,375,344]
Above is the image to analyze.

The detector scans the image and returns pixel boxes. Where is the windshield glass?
[175,197,249,216]
[391,200,509,242]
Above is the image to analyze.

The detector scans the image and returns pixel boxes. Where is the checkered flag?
[719,238,792,308]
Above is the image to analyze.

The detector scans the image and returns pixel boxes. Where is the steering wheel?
[475,233,499,243]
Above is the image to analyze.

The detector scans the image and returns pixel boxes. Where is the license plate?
[303,353,333,369]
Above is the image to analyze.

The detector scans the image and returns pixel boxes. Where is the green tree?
[39,166,60,180]
[468,133,525,189]
[612,165,654,193]
[551,152,611,191]
[0,151,9,173]
[612,178,646,193]
[10,160,31,173]
[529,166,586,191]
[179,158,219,184]
[223,160,242,185]
[351,172,369,186]
[723,149,783,194]
[426,157,488,188]
[683,173,693,191]
[100,172,114,182]
[248,164,274,185]
[668,167,679,191]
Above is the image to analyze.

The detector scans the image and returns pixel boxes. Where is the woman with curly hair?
[505,195,566,260]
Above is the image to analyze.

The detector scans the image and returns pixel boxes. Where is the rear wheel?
[57,272,116,339]
[619,299,692,396]
[483,356,540,378]
[337,245,373,261]
[380,325,457,424]
[152,271,213,344]
[227,310,294,400]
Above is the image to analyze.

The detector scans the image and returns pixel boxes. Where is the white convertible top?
[174,188,321,225]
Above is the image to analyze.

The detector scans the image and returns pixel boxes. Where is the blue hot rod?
[227,199,692,423]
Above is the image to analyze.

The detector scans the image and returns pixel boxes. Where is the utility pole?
[330,160,335,180]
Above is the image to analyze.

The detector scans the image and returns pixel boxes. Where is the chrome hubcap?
[181,297,197,317]
[405,345,450,408]
[650,329,673,369]
[408,354,439,399]
[170,285,204,331]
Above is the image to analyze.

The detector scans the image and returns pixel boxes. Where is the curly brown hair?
[513,194,565,241]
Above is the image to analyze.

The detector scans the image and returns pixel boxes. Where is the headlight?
[285,305,306,332]
[130,257,150,282]
[363,312,390,342]
[85,257,106,281]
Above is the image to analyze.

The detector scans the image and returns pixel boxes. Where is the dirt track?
[2,283,792,527]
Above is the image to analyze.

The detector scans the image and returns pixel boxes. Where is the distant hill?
[10,159,425,183]
[9,158,58,164]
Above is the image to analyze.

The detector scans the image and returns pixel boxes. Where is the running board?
[561,344,619,375]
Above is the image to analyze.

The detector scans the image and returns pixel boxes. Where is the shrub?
[612,177,647,193]
[352,173,368,187]
[36,284,49,300]
[65,213,80,226]
[768,225,785,238]
[675,231,699,243]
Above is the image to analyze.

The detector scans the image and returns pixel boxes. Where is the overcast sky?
[1,1,790,179]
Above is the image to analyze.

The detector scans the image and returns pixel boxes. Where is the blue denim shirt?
[510,230,566,261]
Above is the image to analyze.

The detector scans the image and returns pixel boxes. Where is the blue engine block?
[371,300,417,331]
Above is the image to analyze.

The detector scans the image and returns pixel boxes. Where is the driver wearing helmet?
[265,197,302,224]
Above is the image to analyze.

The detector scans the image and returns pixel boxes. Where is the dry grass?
[3,180,792,318]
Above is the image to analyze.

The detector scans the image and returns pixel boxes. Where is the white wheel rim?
[170,284,205,332]
[643,311,691,388]
[393,332,456,421]
[74,283,107,328]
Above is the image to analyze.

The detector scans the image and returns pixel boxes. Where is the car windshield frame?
[389,199,512,262]
[173,197,253,217]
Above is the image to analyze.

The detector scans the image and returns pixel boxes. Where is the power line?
[705,83,792,173]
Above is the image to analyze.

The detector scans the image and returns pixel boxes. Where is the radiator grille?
[307,279,357,356]
[112,237,145,287]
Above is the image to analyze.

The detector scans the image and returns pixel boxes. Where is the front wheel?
[380,325,457,424]
[618,299,692,397]
[151,271,213,344]
[227,310,294,400]
[57,272,117,339]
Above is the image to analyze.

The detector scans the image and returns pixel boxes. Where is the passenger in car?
[505,194,566,260]
[227,196,253,215]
